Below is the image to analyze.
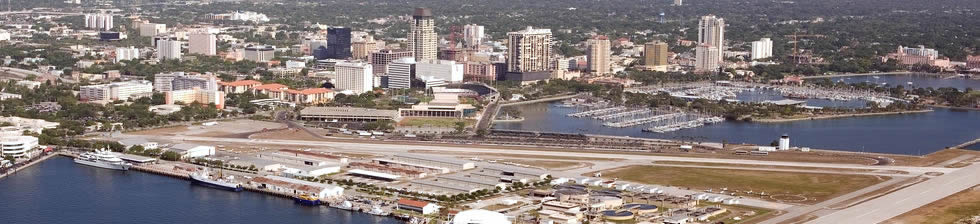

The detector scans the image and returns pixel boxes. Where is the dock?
[567,106,628,118]
[603,112,686,128]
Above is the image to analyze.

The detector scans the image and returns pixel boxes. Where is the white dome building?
[451,209,510,224]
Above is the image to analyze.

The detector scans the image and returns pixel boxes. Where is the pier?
[603,112,686,128]
[595,109,653,121]
[644,116,725,133]
[568,106,628,118]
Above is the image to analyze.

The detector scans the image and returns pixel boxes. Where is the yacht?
[74,149,132,171]
[189,169,243,192]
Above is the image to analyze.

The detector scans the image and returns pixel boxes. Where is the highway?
[806,162,980,224]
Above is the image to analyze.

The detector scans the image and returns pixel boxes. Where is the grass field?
[601,165,887,204]
[886,185,980,224]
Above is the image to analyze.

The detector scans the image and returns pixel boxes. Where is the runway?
[806,163,980,224]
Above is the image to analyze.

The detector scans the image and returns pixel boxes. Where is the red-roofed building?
[218,80,262,94]
[284,88,334,104]
[397,198,440,215]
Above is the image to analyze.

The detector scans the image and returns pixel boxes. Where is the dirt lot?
[601,165,888,205]
[128,119,286,138]
[886,185,980,224]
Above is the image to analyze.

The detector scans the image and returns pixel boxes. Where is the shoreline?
[752,109,934,123]
[9,152,402,220]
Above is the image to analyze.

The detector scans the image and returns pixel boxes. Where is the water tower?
[779,134,790,150]
[659,12,666,24]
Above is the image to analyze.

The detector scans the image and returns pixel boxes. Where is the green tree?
[160,151,182,161]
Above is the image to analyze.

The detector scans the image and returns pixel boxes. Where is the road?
[805,162,980,224]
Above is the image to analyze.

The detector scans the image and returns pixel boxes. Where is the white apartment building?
[416,59,463,83]
[188,33,217,56]
[751,38,773,60]
[335,62,374,94]
[80,80,154,102]
[115,46,140,62]
[156,39,182,61]
[84,13,114,31]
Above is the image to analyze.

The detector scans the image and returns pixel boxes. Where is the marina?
[494,102,980,155]
[627,81,897,109]
[0,156,402,224]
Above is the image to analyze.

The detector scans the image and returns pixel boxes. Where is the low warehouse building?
[249,175,344,199]
[166,143,215,158]
[397,198,440,215]
[451,209,510,224]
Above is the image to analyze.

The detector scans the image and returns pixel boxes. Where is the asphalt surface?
[805,163,980,224]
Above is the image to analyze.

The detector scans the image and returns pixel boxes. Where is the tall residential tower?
[698,15,725,63]
[587,36,611,75]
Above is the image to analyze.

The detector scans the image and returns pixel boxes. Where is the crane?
[783,31,826,65]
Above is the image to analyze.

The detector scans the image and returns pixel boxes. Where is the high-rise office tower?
[156,38,182,61]
[327,27,352,59]
[644,41,669,66]
[751,38,773,60]
[188,33,217,56]
[695,44,720,73]
[463,24,485,49]
[506,26,553,73]
[587,36,611,75]
[698,15,725,63]
[408,8,437,61]
[387,58,416,89]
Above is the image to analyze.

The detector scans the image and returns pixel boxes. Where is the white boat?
[74,149,132,171]
[189,169,243,192]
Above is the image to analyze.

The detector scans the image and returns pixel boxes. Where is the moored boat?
[294,194,321,206]
[73,149,131,171]
[189,169,243,192]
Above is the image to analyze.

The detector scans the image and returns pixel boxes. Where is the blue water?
[494,103,980,155]
[0,157,402,224]
[835,75,980,90]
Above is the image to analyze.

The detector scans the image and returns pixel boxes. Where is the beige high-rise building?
[698,15,725,63]
[506,26,553,73]
[695,44,720,73]
[644,41,668,66]
[408,8,437,61]
[587,36,611,75]
[188,33,216,56]
[352,35,378,60]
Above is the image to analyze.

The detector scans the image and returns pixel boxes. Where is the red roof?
[289,88,332,95]
[398,198,430,208]
[219,80,262,87]
[253,83,288,91]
